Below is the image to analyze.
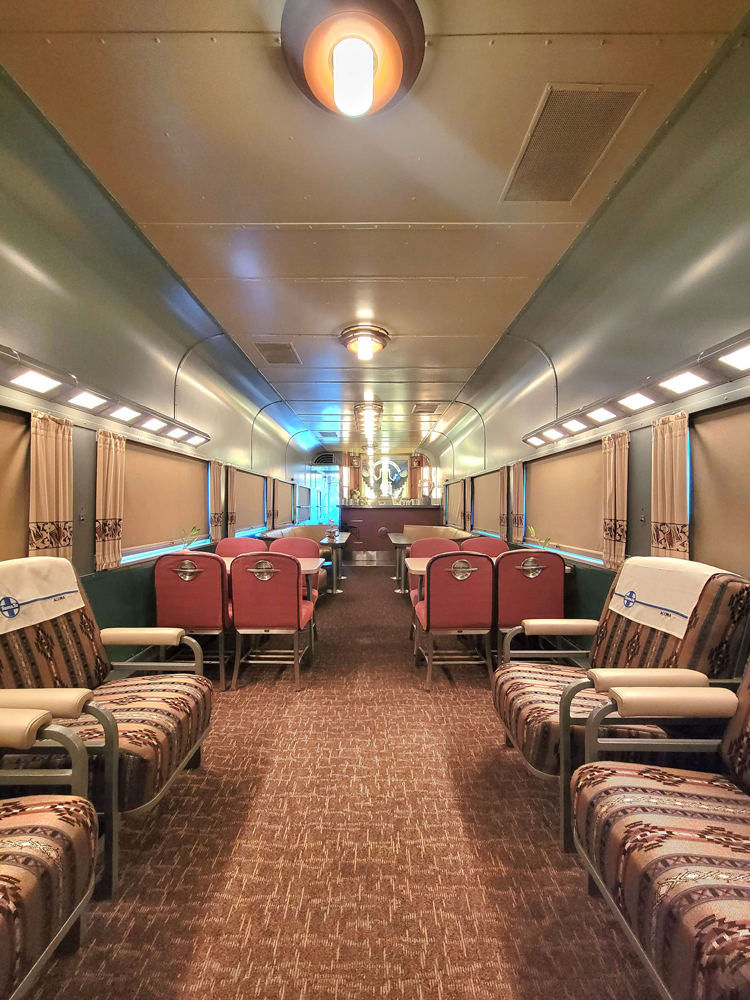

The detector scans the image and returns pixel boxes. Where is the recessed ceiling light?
[69,390,107,409]
[659,371,709,394]
[619,392,655,411]
[543,428,564,440]
[719,345,750,371]
[10,370,61,393]
[526,436,545,447]
[187,435,206,446]
[587,407,616,423]
[167,427,188,439]
[110,406,140,422]
[562,419,587,433]
[141,417,167,432]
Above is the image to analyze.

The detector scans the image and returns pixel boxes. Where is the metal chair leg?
[308,620,314,669]
[424,632,434,691]
[409,608,415,640]
[231,633,243,690]
[484,633,494,685]
[294,630,301,691]
[414,620,420,665]
[218,631,226,691]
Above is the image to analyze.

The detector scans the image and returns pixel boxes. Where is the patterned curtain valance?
[602,430,629,570]
[651,412,689,559]
[29,411,73,560]
[95,429,126,570]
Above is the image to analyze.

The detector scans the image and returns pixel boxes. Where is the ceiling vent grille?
[502,85,642,203]
[411,403,439,414]
[319,432,339,441]
[253,342,302,365]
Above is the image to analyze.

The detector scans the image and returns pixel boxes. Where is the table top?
[319,532,350,546]
[223,556,324,574]
[387,533,409,546]
[404,557,429,575]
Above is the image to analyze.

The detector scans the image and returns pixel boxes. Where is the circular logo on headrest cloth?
[0,596,20,619]
[623,590,637,608]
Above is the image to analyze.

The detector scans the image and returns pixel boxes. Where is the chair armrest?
[0,689,94,718]
[100,627,186,647]
[610,686,738,719]
[522,619,600,636]
[0,708,53,750]
[587,668,708,693]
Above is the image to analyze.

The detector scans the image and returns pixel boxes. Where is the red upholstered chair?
[155,552,230,689]
[461,536,509,558]
[269,537,326,604]
[215,537,267,557]
[230,552,314,692]
[495,549,565,655]
[414,551,494,691]
[407,538,460,641]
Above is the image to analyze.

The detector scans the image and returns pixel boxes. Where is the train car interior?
[1,1,750,998]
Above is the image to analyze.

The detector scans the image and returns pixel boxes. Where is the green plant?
[180,524,202,549]
[526,524,551,549]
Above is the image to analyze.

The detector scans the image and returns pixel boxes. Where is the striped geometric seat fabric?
[0,795,97,999]
[572,760,750,1000]
[0,585,212,813]
[493,564,750,777]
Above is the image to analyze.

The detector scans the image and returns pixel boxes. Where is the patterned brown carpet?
[31,566,658,1000]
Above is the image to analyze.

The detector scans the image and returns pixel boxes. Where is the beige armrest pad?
[522,618,600,636]
[0,708,53,750]
[610,686,738,719]
[0,689,93,719]
[587,669,709,693]
[100,627,186,647]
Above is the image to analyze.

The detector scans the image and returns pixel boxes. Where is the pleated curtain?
[498,465,509,540]
[209,460,224,542]
[651,412,689,558]
[226,465,237,537]
[602,430,629,570]
[95,429,126,570]
[510,460,525,544]
[28,411,73,559]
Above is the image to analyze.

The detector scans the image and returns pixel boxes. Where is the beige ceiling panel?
[189,276,539,340]
[0,33,719,225]
[247,334,495,370]
[142,223,581,279]
[271,381,464,402]
[0,0,744,38]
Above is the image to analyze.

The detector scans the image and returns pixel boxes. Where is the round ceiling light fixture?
[339,324,390,361]
[281,0,425,118]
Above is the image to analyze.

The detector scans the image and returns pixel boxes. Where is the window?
[0,406,30,560]
[524,442,603,560]
[472,468,506,535]
[445,480,464,528]
[275,480,294,527]
[122,442,208,556]
[235,470,266,534]
[691,400,750,578]
[296,485,311,523]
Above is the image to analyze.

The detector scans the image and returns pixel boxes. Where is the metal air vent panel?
[502,85,643,204]
[253,341,302,365]
[411,403,439,414]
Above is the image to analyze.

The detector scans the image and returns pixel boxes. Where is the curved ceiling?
[0,0,747,453]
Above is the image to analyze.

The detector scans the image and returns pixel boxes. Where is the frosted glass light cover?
[356,336,374,361]
[332,37,375,117]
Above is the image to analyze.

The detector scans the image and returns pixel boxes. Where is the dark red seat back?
[231,552,303,630]
[425,552,494,631]
[461,536,509,557]
[409,538,460,593]
[215,537,267,556]
[155,552,228,630]
[495,550,565,629]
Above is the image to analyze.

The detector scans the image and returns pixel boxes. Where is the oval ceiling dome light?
[339,324,390,361]
[332,37,375,117]
[281,0,424,118]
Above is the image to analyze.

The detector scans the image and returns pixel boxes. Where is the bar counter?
[340,504,443,563]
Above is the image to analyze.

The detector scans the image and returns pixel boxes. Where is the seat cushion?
[299,601,314,629]
[415,601,427,630]
[572,760,750,1000]
[410,588,420,608]
[0,794,97,998]
[2,674,213,814]
[492,662,666,776]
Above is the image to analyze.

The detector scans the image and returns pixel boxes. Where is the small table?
[404,556,429,602]
[319,533,350,595]
[223,556,324,601]
[387,533,410,594]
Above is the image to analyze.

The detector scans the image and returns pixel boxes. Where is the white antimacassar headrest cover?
[609,556,722,640]
[0,557,84,635]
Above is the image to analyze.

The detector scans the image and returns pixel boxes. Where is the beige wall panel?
[276,480,293,527]
[0,408,30,561]
[0,35,719,225]
[525,442,603,557]
[472,469,504,534]
[235,470,265,532]
[122,442,208,549]
[0,0,744,35]
[692,402,750,579]
[446,481,464,527]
